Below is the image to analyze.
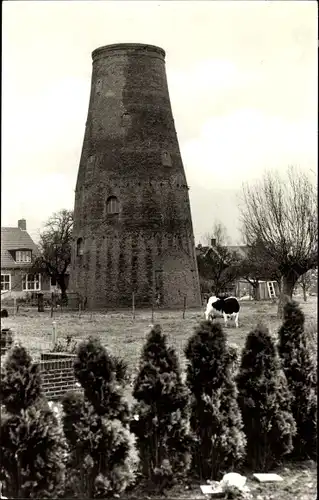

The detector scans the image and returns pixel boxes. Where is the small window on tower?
[77,238,84,256]
[121,113,131,127]
[106,196,120,215]
[86,155,95,179]
[96,79,102,94]
[161,150,172,166]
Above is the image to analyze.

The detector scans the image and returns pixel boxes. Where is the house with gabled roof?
[196,239,250,297]
[196,238,279,299]
[1,219,51,298]
[196,239,249,260]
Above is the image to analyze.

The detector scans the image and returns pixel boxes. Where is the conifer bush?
[0,345,66,498]
[74,337,131,421]
[277,300,317,460]
[226,342,241,377]
[0,344,42,413]
[185,321,246,480]
[62,337,138,498]
[130,324,192,490]
[236,323,296,471]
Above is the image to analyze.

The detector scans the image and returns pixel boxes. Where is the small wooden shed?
[258,281,279,300]
[234,280,279,300]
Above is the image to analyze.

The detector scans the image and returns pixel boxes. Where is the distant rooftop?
[1,220,39,268]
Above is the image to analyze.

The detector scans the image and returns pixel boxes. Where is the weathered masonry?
[70,43,201,309]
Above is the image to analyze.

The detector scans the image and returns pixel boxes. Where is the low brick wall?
[1,340,80,401]
[0,328,14,356]
[36,354,80,401]
[41,352,77,361]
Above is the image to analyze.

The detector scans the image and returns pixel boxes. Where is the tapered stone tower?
[69,43,201,309]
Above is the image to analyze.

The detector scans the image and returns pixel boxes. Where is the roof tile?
[1,227,39,269]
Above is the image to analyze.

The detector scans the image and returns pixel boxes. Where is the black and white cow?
[205,296,240,328]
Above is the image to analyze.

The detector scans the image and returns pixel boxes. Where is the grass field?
[2,295,317,372]
[1,296,317,500]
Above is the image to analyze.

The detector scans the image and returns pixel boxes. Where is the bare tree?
[198,221,241,296]
[202,221,230,247]
[238,240,281,300]
[296,269,317,302]
[30,209,73,302]
[239,167,317,316]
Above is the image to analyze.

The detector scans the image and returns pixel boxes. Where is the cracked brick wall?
[69,43,201,309]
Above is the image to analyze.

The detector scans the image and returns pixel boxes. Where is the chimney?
[18,219,27,231]
[211,238,216,247]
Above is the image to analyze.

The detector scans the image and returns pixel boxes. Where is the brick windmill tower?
[69,43,201,309]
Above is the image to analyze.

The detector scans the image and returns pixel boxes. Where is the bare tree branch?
[201,221,230,247]
[30,209,73,300]
[239,166,318,316]
[198,222,241,295]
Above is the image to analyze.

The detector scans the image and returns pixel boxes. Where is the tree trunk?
[253,282,260,301]
[277,273,298,319]
[57,276,68,305]
[37,293,44,312]
[302,284,307,302]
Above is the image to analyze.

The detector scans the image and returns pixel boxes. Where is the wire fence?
[1,293,203,323]
[1,292,82,316]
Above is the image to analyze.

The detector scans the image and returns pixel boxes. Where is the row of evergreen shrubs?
[0,301,317,499]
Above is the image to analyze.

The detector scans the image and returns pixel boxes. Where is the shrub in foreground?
[0,344,42,413]
[185,321,246,480]
[51,334,78,354]
[236,324,296,471]
[227,342,241,377]
[131,324,192,491]
[0,345,65,498]
[74,336,130,420]
[278,300,317,460]
[62,337,138,498]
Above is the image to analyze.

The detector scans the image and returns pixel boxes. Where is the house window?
[1,274,11,291]
[16,250,32,263]
[22,273,41,291]
[106,196,120,214]
[77,238,84,256]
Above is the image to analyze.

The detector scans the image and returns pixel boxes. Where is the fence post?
[51,293,54,318]
[151,302,154,324]
[132,292,135,320]
[183,295,186,319]
[52,321,57,349]
[13,297,17,317]
[38,293,44,313]
[78,299,82,318]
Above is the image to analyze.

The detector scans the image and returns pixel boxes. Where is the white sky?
[2,1,317,244]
